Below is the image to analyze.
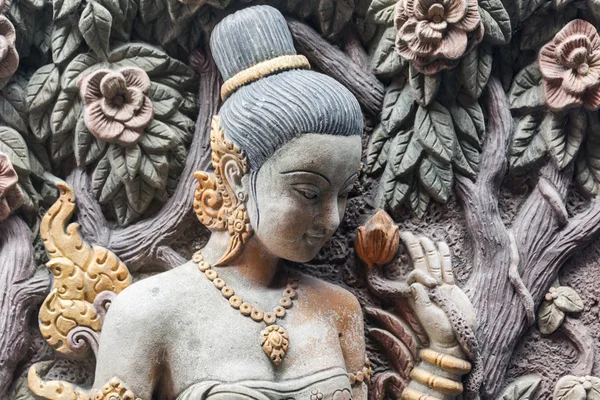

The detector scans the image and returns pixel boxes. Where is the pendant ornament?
[261,325,290,365]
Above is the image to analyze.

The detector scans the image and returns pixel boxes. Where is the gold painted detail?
[419,349,472,375]
[38,183,132,357]
[221,55,311,100]
[90,378,142,400]
[409,367,464,396]
[193,116,252,265]
[401,388,442,400]
[194,251,300,365]
[347,358,373,385]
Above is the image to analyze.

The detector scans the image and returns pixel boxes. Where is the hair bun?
[210,5,297,82]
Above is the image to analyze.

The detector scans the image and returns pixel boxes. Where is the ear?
[222,157,249,202]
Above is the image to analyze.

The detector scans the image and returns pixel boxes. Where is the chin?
[282,246,321,263]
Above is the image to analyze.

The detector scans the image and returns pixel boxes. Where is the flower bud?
[355,210,399,269]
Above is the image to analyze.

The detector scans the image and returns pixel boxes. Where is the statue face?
[248,133,361,263]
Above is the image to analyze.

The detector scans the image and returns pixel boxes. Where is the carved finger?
[419,236,442,284]
[437,241,454,285]
[407,269,437,288]
[410,282,433,308]
[400,231,427,272]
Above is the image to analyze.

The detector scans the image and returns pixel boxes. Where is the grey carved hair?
[210,5,363,172]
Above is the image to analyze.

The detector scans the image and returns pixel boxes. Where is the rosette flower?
[0,15,18,89]
[80,67,154,146]
[355,210,400,269]
[0,152,23,222]
[539,20,600,111]
[394,0,483,75]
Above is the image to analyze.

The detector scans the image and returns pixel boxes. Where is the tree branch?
[561,317,595,376]
[70,49,220,272]
[287,19,384,116]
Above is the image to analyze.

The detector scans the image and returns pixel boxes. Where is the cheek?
[253,189,312,241]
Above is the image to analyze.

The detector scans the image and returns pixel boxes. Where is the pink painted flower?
[0,152,23,222]
[79,67,154,146]
[539,20,600,112]
[0,15,18,89]
[394,0,483,75]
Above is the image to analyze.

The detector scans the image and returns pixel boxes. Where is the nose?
[316,198,341,234]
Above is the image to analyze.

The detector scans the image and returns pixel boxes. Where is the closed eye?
[295,188,318,200]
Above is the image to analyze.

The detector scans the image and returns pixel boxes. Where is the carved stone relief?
[0,0,599,399]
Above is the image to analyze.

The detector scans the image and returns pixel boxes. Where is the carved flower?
[355,210,399,269]
[0,15,18,89]
[539,20,600,112]
[394,0,483,75]
[0,152,23,222]
[80,67,154,146]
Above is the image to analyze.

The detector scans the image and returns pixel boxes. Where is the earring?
[193,116,253,265]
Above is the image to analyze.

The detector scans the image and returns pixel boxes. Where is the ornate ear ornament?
[193,116,252,265]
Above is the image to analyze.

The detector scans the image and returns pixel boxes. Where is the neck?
[201,231,283,287]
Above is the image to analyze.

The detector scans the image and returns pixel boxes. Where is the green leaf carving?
[140,0,166,23]
[541,110,586,170]
[61,53,102,92]
[50,128,74,162]
[370,27,405,77]
[108,143,140,183]
[0,92,28,135]
[415,101,455,163]
[479,0,511,45]
[553,376,587,400]
[125,176,156,214]
[148,82,183,119]
[377,163,411,212]
[380,78,416,134]
[388,128,422,177]
[53,0,82,21]
[409,65,440,107]
[508,63,544,112]
[419,156,453,202]
[140,120,178,153]
[576,114,600,197]
[27,64,60,113]
[510,115,546,173]
[500,375,542,400]
[29,108,53,142]
[459,44,493,99]
[537,300,564,334]
[520,10,575,51]
[51,17,84,64]
[109,43,169,74]
[79,1,112,59]
[317,0,355,37]
[140,151,168,189]
[51,89,83,136]
[0,126,30,174]
[553,286,584,313]
[409,181,430,218]
[366,0,396,25]
[75,117,98,166]
[366,124,393,174]
[92,154,111,197]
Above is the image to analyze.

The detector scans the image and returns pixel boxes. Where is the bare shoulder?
[299,273,362,318]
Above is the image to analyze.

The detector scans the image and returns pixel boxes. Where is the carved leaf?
[51,17,84,64]
[377,162,411,211]
[500,374,542,400]
[369,328,415,379]
[140,120,178,153]
[364,307,419,359]
[139,151,169,190]
[520,9,575,51]
[366,0,396,25]
[125,176,156,214]
[576,116,600,197]
[0,126,30,174]
[370,27,405,77]
[459,44,493,99]
[553,376,587,400]
[508,63,544,112]
[0,92,28,135]
[408,181,430,217]
[75,117,105,166]
[139,0,165,23]
[52,0,82,20]
[381,78,416,135]
[108,143,141,183]
[50,127,75,162]
[553,286,584,313]
[79,1,112,59]
[588,0,600,20]
[588,377,600,400]
[29,108,53,142]
[109,43,169,74]
[317,0,354,37]
[418,156,453,203]
[409,65,440,107]
[540,110,586,170]
[148,82,183,119]
[510,114,546,173]
[389,128,422,177]
[51,89,82,136]
[366,124,393,175]
[414,101,456,163]
[27,64,60,113]
[537,300,565,334]
[479,0,511,44]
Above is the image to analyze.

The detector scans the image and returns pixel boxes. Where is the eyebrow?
[280,169,330,184]
[341,172,359,190]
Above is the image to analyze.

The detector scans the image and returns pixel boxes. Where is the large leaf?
[418,156,453,202]
[408,181,430,218]
[520,10,574,51]
[409,65,440,107]
[51,17,84,64]
[140,120,177,153]
[388,128,422,177]
[125,176,156,214]
[139,151,168,189]
[380,78,416,134]
[29,108,53,142]
[109,43,169,74]
[366,124,393,174]
[366,0,396,25]
[553,376,587,400]
[61,53,102,92]
[500,375,542,400]
[27,64,61,113]
[479,0,511,45]
[0,127,30,173]
[108,143,141,183]
[510,115,546,173]
[51,89,82,135]
[540,110,586,170]
[79,1,112,59]
[576,117,600,197]
[508,63,544,112]
[75,117,101,166]
[50,129,74,162]
[148,82,183,119]
[317,0,354,37]
[449,100,483,149]
[0,92,28,135]
[369,328,415,378]
[537,300,564,334]
[139,0,166,23]
[553,286,584,313]
[459,44,492,99]
[377,162,411,211]
[53,0,82,20]
[370,27,405,77]
[414,101,455,163]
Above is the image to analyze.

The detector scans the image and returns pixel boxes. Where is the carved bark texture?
[68,51,220,272]
[456,77,600,398]
[561,317,596,376]
[287,19,384,116]
[0,216,49,397]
